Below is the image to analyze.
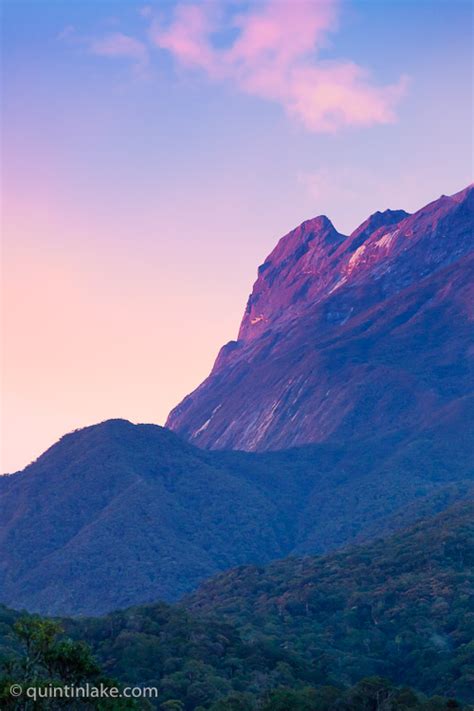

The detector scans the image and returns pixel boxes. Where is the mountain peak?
[300,213,339,235]
[167,186,473,451]
[348,208,410,251]
[238,215,347,340]
[272,214,344,255]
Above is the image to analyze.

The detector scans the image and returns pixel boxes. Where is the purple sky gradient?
[2,0,472,472]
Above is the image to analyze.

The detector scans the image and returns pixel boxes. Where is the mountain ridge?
[167,185,473,451]
[1,403,473,615]
[0,184,472,618]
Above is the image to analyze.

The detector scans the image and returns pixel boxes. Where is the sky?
[1,0,472,473]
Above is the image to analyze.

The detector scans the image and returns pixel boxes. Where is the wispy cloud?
[148,0,407,132]
[77,1,407,131]
[89,32,149,68]
[57,24,76,41]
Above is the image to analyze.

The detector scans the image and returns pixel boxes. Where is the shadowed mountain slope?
[0,408,473,616]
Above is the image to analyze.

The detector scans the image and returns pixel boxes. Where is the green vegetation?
[0,615,142,709]
[0,614,466,710]
[186,501,474,702]
[0,502,472,709]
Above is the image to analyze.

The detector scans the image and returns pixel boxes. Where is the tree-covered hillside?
[1,502,471,709]
[186,501,474,702]
[1,409,472,616]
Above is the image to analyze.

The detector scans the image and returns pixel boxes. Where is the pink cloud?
[150,4,221,73]
[90,32,149,66]
[149,0,407,132]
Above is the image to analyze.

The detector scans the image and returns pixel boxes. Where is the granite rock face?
[167,186,474,451]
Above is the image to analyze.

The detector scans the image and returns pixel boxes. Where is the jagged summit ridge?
[346,208,410,251]
[167,185,473,451]
[238,185,472,343]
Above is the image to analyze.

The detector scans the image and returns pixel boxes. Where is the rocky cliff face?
[166,185,474,451]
